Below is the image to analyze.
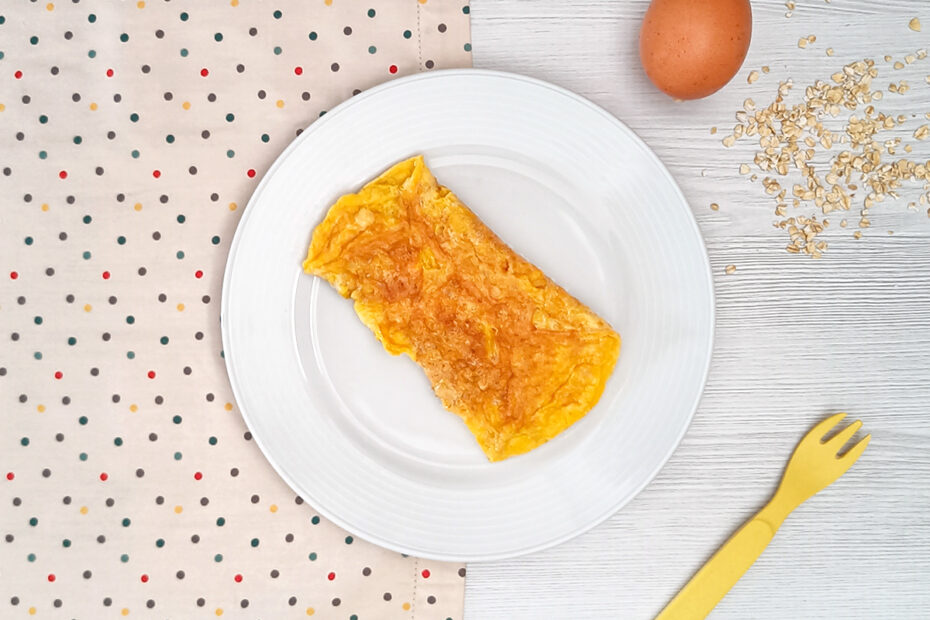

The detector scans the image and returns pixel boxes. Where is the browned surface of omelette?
[303,156,621,461]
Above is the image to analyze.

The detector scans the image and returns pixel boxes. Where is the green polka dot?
[216,517,226,526]
[173,451,182,460]
[180,48,188,57]
[0,16,5,25]
[344,536,353,544]
[78,416,88,425]
[83,215,92,224]
[129,112,139,122]
[125,315,135,324]
[208,436,218,445]
[177,214,186,223]
[29,517,38,526]
[226,149,235,158]
[82,251,91,259]
[368,46,377,54]
[172,415,182,424]
[214,554,223,562]
[0,52,3,60]
[463,5,470,14]
[33,316,43,325]
[119,33,129,43]
[211,235,221,245]
[87,49,96,58]
[176,250,185,259]
[214,32,223,42]
[20,437,29,446]
[30,35,38,45]
[273,46,282,55]
[160,336,169,345]
[403,29,412,39]
[122,517,131,527]
[120,553,129,563]
[131,149,140,158]
[27,553,36,562]
[39,115,48,124]
[24,236,33,245]
[308,31,318,40]
[311,516,320,525]
[126,351,135,359]
[261,133,270,143]
[250,538,260,547]
[38,151,47,159]
[33,351,42,360]
[88,13,96,23]
[225,113,235,122]
[179,12,189,21]
[273,9,283,19]
[308,552,317,561]
[79,452,87,460]
[367,8,376,17]
[114,437,123,447]
[117,236,126,245]
[465,43,472,52]
[350,615,358,620]
[73,136,82,145]
[155,538,165,548]
[62,539,71,548]
[67,337,76,346]
[165,134,175,143]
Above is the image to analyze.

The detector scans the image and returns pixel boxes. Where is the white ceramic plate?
[222,70,714,562]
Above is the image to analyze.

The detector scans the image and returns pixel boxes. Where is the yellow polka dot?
[174,505,183,514]
[402,602,411,611]
[130,404,138,412]
[324,0,332,5]
[137,0,145,7]
[28,607,36,615]
[269,504,278,513]
[418,0,428,4]
[228,202,238,211]
[37,405,45,413]
[224,403,233,411]
[177,303,185,312]
[80,506,88,515]
[41,203,49,212]
[133,202,143,211]
[306,608,315,616]
[89,102,98,111]
[182,101,191,110]
[215,609,223,617]
[46,2,54,10]
[231,0,239,5]
[0,103,5,112]
[276,99,285,108]
[83,304,92,312]
[121,608,130,616]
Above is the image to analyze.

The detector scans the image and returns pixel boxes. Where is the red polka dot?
[54,371,63,380]
[59,170,68,179]
[294,66,303,75]
[10,272,18,280]
[389,65,398,74]
[6,472,14,481]
[195,270,203,279]
[140,574,149,583]
[247,169,256,178]
[421,569,430,578]
[327,572,335,581]
[47,574,56,582]
[152,170,161,178]
[200,68,209,77]
[99,472,108,481]
[234,574,243,583]
[147,370,156,379]
[14,70,23,79]
[106,68,114,77]
[102,271,111,280]
[194,472,203,480]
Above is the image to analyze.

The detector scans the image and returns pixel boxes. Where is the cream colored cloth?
[0,1,471,618]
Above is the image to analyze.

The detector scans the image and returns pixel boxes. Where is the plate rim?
[221,68,716,562]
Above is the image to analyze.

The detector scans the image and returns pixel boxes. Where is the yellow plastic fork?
[656,413,870,620]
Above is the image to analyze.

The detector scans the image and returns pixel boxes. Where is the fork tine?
[838,433,871,463]
[825,419,863,452]
[808,412,847,442]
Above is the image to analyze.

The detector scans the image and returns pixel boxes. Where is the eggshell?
[639,0,752,99]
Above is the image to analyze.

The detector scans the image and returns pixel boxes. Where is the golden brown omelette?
[303,156,621,461]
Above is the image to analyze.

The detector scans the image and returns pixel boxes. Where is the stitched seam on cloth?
[412,556,419,619]
[416,2,423,71]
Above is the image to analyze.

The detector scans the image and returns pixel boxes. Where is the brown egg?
[639,0,752,100]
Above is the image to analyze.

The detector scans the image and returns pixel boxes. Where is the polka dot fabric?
[0,1,470,618]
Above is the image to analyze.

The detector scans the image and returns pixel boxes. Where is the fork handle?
[654,504,787,620]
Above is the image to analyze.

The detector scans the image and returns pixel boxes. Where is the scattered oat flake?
[884,55,893,62]
[826,48,834,57]
[909,17,921,32]
[725,265,737,275]
[854,231,863,239]
[710,202,720,211]
[739,164,751,175]
[748,70,760,84]
[906,54,917,64]
[798,37,809,49]
[915,124,929,140]
[894,61,905,70]
[762,66,770,73]
[710,126,717,134]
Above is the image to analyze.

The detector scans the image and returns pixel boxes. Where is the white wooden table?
[465,1,930,618]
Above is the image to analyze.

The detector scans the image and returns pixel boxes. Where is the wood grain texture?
[465,1,930,618]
